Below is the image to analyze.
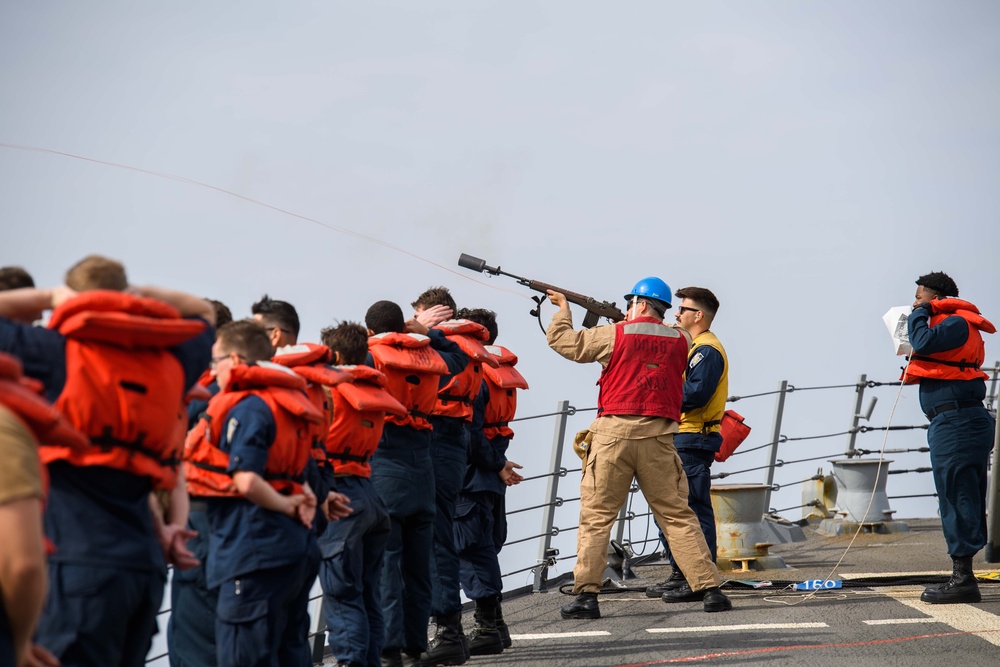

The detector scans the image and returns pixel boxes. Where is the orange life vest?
[904,298,996,384]
[323,365,407,477]
[0,352,89,453]
[431,320,498,422]
[41,291,206,490]
[368,332,449,431]
[481,344,528,440]
[184,362,322,497]
[271,343,339,471]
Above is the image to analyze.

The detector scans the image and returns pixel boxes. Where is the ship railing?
[145,361,1000,665]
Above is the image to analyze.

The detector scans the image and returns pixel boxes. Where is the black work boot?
[421,613,468,666]
[560,592,601,619]
[645,566,687,598]
[468,597,505,655]
[921,556,981,604]
[702,587,733,612]
[381,648,404,667]
[402,648,426,667]
[660,582,705,603]
[496,599,512,649]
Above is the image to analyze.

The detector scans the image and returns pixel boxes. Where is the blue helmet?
[624,277,672,309]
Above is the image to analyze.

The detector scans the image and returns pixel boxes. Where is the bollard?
[817,459,909,536]
[711,484,789,571]
[801,467,837,520]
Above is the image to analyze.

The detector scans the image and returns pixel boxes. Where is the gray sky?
[3,1,999,601]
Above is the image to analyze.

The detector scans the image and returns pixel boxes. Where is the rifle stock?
[458,253,625,328]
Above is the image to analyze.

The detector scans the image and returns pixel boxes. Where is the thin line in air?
[0,142,527,298]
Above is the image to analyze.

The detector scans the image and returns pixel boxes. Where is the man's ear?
[333,351,344,365]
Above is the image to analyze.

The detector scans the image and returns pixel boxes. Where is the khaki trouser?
[573,432,721,594]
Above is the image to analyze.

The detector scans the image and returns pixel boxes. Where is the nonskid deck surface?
[327,519,1000,666]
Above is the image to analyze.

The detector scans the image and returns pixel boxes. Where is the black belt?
[924,399,983,420]
[329,451,370,463]
[190,499,208,513]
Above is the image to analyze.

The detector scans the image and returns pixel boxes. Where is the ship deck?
[333,518,1000,667]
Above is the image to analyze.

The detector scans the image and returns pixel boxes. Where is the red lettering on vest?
[597,317,687,421]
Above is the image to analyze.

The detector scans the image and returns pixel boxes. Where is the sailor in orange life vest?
[411,286,488,666]
[0,255,216,666]
[255,295,347,537]
[0,351,87,667]
[183,320,329,667]
[905,271,996,605]
[363,300,468,667]
[453,307,525,656]
[167,297,233,667]
[313,322,400,667]
[545,278,731,620]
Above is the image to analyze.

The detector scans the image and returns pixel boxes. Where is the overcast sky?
[3,1,999,610]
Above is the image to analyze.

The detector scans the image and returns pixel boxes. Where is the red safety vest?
[184,362,322,497]
[481,344,528,440]
[323,365,407,477]
[597,317,688,422]
[431,320,497,422]
[368,332,449,431]
[41,291,206,490]
[904,299,996,384]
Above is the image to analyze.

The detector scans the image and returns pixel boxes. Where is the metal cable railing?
[144,366,1000,664]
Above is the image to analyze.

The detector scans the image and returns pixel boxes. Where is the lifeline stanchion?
[534,400,571,593]
[762,380,789,512]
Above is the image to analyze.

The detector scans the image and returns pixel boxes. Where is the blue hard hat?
[624,277,672,309]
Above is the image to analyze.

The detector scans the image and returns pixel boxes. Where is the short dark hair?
[0,266,35,291]
[457,307,498,345]
[217,320,273,362]
[251,294,300,337]
[321,321,369,365]
[916,272,959,298]
[674,286,720,318]
[411,286,457,314]
[366,300,405,334]
[638,297,667,319]
[206,299,233,328]
[65,255,128,292]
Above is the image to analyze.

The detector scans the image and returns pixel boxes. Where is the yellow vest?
[678,330,728,435]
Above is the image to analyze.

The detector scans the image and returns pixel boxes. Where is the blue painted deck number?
[793,579,844,591]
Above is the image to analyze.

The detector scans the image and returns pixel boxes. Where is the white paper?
[883,306,912,356]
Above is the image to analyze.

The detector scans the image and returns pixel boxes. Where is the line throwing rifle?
[458,253,625,330]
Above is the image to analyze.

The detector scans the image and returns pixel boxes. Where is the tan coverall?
[547,309,721,594]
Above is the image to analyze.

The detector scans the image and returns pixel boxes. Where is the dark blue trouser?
[214,553,320,667]
[659,448,717,564]
[428,417,469,618]
[370,444,435,652]
[1,603,14,667]
[319,476,391,667]
[928,406,995,558]
[455,491,505,601]
[36,562,165,667]
[167,508,216,667]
